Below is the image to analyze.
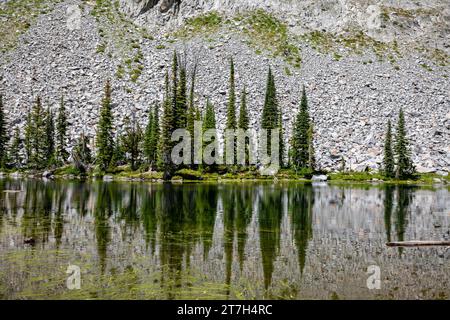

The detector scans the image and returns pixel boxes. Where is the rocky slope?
[0,0,449,173]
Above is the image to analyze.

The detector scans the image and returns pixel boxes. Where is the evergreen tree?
[203,99,216,130]
[150,104,159,168]
[175,59,187,128]
[144,105,155,165]
[110,134,124,169]
[394,108,415,179]
[278,105,285,167]
[24,109,32,164]
[9,127,22,168]
[96,80,114,171]
[261,67,279,158]
[226,58,237,129]
[238,87,250,166]
[238,87,249,130]
[203,99,217,170]
[187,63,197,136]
[290,86,311,170]
[383,119,394,178]
[56,95,69,164]
[72,132,91,173]
[186,64,197,167]
[44,106,55,166]
[0,95,7,167]
[29,96,47,169]
[121,115,143,171]
[171,51,179,127]
[157,71,175,178]
[225,58,237,165]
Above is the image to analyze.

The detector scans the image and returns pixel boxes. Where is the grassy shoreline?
[1,165,448,187]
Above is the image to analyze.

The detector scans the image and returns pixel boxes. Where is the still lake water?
[0,178,449,300]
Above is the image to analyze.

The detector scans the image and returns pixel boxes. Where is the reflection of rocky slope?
[0,0,449,172]
[1,182,449,299]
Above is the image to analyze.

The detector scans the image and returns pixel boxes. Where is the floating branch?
[386,241,450,247]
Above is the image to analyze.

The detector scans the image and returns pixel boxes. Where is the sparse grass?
[0,0,63,53]
[420,63,433,72]
[91,0,145,83]
[302,29,402,62]
[174,11,222,38]
[172,9,301,68]
[156,44,166,50]
[239,9,301,68]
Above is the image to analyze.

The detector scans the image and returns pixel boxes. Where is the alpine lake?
[0,178,449,300]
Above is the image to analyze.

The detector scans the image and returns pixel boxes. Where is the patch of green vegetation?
[329,171,449,186]
[53,165,83,176]
[116,64,125,79]
[156,44,166,50]
[172,9,301,68]
[426,48,449,67]
[420,63,433,71]
[174,11,223,38]
[302,29,403,63]
[302,30,335,53]
[333,52,342,61]
[0,0,63,53]
[284,66,292,76]
[96,43,106,53]
[90,0,146,83]
[239,9,301,68]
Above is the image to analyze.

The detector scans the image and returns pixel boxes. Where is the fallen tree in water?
[387,241,450,247]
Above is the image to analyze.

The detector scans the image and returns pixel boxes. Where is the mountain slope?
[0,0,449,173]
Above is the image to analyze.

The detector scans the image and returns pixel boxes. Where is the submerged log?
[386,241,450,247]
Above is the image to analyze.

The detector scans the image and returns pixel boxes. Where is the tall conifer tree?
[45,106,55,166]
[383,119,394,178]
[96,80,114,170]
[290,86,311,170]
[394,108,414,179]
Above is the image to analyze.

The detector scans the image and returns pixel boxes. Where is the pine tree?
[186,64,197,167]
[290,86,311,170]
[261,67,279,159]
[9,127,22,168]
[238,87,249,130]
[157,71,175,178]
[203,99,216,130]
[187,63,197,136]
[171,51,179,127]
[150,103,159,168]
[96,80,114,171]
[56,96,69,164]
[225,58,237,165]
[238,87,250,166]
[383,119,394,178]
[110,134,124,169]
[0,94,7,168]
[395,108,415,179]
[279,105,285,168]
[203,99,217,170]
[44,106,55,167]
[226,58,237,130]
[29,96,47,169]
[121,115,143,171]
[24,109,32,164]
[144,105,154,165]
[175,59,187,128]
